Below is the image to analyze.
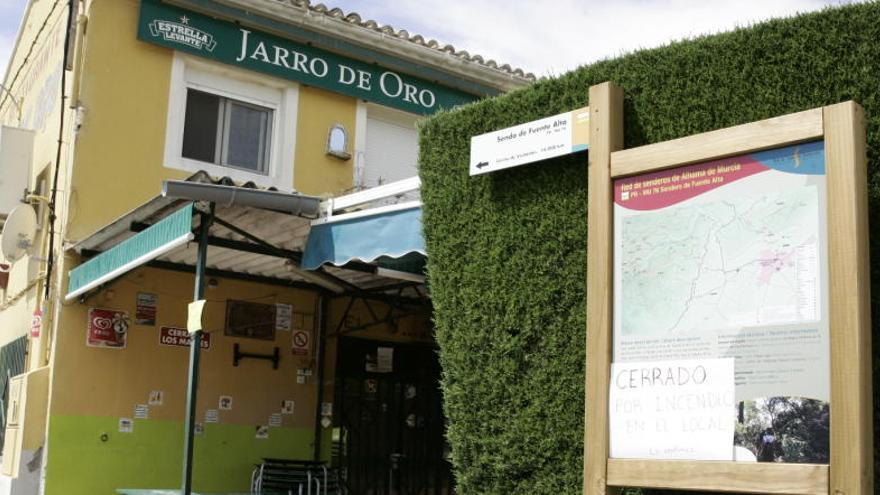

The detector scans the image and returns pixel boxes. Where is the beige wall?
[51,264,322,426]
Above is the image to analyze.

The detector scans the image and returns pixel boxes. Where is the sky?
[0,0,27,82]
[323,0,854,77]
[0,0,862,82]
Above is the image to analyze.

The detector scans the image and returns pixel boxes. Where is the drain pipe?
[312,292,329,461]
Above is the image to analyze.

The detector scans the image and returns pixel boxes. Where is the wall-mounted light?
[326,124,351,160]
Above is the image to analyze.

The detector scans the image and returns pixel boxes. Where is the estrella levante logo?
[149,16,217,52]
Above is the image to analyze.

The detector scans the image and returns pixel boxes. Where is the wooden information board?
[584,82,872,494]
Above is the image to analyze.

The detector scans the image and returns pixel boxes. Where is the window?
[326,124,350,160]
[355,103,420,190]
[165,55,298,190]
[182,89,273,174]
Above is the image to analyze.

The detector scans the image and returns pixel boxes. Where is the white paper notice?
[119,418,133,433]
[609,358,735,461]
[376,347,393,373]
[275,303,292,331]
[205,409,219,424]
[269,413,282,427]
[134,404,149,420]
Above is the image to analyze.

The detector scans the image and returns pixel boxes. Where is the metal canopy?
[65,187,427,301]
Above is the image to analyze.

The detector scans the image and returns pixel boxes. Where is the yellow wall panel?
[68,0,186,241]
[293,86,356,196]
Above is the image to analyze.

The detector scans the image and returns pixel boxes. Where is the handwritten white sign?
[609,358,735,460]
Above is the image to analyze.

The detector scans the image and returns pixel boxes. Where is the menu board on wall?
[225,300,276,340]
[611,141,830,463]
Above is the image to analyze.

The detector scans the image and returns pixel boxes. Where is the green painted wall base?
[45,415,327,495]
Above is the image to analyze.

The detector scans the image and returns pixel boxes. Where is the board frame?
[583,82,872,495]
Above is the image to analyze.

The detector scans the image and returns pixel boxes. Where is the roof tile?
[271,0,535,81]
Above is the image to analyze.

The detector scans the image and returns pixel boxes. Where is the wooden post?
[583,81,623,495]
[824,101,873,495]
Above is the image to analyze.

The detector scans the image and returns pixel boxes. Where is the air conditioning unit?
[0,126,35,217]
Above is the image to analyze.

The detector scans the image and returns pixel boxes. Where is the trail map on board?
[611,141,831,463]
[619,185,819,336]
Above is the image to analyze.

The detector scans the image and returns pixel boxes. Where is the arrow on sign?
[475,161,489,169]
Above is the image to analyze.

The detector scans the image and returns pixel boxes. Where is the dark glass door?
[334,338,453,495]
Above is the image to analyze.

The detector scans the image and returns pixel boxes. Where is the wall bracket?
[233,343,280,370]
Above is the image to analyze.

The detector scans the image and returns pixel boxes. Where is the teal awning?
[66,203,195,301]
[302,205,425,271]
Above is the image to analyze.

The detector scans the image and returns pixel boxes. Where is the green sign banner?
[137,0,478,115]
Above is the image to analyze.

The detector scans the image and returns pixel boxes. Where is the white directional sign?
[469,107,589,176]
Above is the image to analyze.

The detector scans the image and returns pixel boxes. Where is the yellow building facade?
[0,1,531,494]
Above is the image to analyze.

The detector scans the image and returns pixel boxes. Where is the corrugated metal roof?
[69,192,424,298]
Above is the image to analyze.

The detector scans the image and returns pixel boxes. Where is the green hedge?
[419,3,880,494]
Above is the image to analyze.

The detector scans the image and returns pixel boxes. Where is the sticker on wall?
[405,384,417,399]
[296,376,305,384]
[194,423,204,436]
[134,404,149,420]
[269,413,282,428]
[148,390,164,406]
[159,326,211,350]
[31,309,42,338]
[219,395,233,411]
[281,400,295,415]
[291,330,311,356]
[119,418,133,433]
[320,417,332,428]
[255,425,269,439]
[87,308,129,349]
[321,402,333,417]
[275,303,292,331]
[135,292,158,326]
[205,409,219,423]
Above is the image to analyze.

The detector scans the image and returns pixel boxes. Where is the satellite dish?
[0,205,37,263]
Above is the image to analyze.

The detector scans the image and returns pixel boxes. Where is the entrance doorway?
[334,337,453,495]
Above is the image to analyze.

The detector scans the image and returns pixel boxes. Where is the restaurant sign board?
[137,0,478,115]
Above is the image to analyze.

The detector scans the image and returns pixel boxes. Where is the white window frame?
[164,53,298,190]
